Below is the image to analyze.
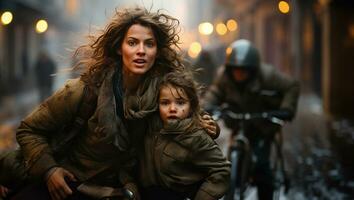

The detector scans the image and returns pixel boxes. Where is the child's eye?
[176,100,187,105]
[159,101,169,106]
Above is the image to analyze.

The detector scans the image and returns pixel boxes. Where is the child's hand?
[46,167,77,200]
[0,185,10,198]
[201,114,220,139]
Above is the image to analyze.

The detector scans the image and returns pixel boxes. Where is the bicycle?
[212,108,288,200]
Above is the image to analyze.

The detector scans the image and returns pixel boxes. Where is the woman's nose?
[137,43,146,55]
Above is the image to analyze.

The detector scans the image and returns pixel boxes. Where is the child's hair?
[158,71,202,130]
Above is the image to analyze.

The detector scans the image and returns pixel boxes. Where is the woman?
[140,72,230,200]
[0,7,217,200]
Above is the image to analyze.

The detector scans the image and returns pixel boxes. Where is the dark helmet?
[225,39,260,71]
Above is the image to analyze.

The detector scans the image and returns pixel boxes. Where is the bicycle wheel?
[271,133,290,200]
[224,149,243,200]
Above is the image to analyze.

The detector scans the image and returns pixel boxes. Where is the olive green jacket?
[14,66,159,185]
[140,117,231,200]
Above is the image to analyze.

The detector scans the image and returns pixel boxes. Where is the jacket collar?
[160,118,194,135]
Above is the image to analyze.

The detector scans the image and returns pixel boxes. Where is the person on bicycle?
[203,39,300,200]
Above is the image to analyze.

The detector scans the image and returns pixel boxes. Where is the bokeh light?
[226,19,238,31]
[278,1,290,14]
[1,11,13,25]
[188,42,202,58]
[216,23,228,35]
[36,19,48,33]
[198,22,213,35]
[226,47,232,55]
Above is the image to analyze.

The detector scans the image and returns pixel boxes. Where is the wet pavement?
[0,89,38,152]
[1,85,354,199]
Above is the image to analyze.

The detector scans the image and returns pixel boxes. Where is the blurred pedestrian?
[34,51,57,102]
[193,50,217,93]
[21,50,29,76]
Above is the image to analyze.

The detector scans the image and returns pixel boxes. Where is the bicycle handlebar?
[212,109,285,126]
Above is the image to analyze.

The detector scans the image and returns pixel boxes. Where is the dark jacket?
[203,64,300,135]
[34,55,56,87]
[140,117,231,200]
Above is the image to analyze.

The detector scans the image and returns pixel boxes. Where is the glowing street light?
[188,42,202,58]
[1,11,13,25]
[36,19,48,33]
[226,47,232,55]
[216,23,228,36]
[278,1,290,14]
[198,22,213,35]
[226,19,238,31]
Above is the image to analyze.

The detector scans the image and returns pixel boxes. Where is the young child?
[139,72,231,200]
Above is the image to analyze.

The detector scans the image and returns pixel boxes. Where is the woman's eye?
[127,41,136,46]
[146,41,155,48]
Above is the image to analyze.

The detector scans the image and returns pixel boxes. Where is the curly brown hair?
[74,7,185,86]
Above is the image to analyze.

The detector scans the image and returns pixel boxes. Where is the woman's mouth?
[133,59,147,66]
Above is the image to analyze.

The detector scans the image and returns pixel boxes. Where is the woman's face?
[120,24,157,75]
[159,84,191,125]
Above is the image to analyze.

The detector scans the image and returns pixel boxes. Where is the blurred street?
[1,0,354,199]
[0,88,37,151]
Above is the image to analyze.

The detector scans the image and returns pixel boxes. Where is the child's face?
[159,84,191,125]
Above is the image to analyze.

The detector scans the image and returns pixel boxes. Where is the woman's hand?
[0,185,10,198]
[46,167,77,200]
[201,114,220,139]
